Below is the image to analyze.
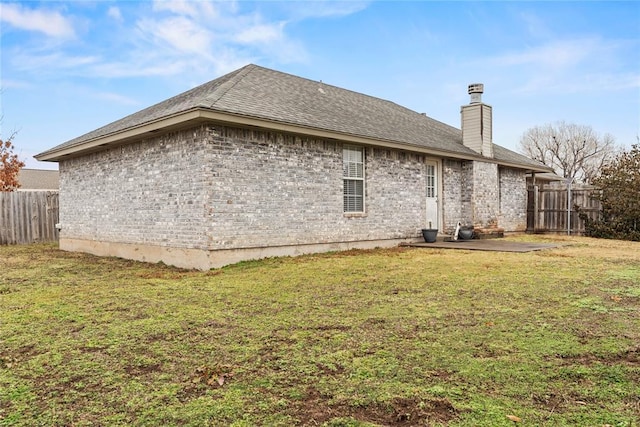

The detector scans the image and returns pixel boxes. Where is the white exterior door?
[425,161,439,229]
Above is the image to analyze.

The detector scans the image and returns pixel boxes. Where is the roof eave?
[35,107,475,162]
[35,107,548,172]
[35,110,206,161]
[494,160,553,174]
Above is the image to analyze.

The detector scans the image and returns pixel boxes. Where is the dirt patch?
[305,324,352,332]
[177,364,235,402]
[472,342,512,359]
[531,391,571,413]
[323,246,410,258]
[427,369,455,380]
[293,388,459,426]
[135,270,191,280]
[611,347,640,366]
[202,319,228,329]
[315,362,346,376]
[78,345,109,353]
[124,363,162,377]
[553,346,640,367]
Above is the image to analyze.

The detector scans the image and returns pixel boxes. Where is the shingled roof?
[36,64,548,171]
[17,168,59,190]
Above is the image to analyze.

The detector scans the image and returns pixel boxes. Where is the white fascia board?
[35,110,203,161]
[36,108,475,162]
[36,108,548,172]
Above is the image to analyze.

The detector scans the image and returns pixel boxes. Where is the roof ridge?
[35,63,550,172]
[197,63,257,108]
[270,66,418,113]
[250,65,463,135]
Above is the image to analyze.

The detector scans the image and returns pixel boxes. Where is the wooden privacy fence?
[0,191,59,245]
[527,184,601,234]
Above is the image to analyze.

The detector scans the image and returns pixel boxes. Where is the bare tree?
[519,121,617,183]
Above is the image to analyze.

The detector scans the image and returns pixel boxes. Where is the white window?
[426,163,436,198]
[425,160,439,229]
[343,146,364,213]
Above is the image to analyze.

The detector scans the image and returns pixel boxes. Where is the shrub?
[579,144,640,241]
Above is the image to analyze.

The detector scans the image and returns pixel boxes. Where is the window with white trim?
[426,163,436,198]
[343,146,364,213]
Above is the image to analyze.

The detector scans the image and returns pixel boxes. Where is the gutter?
[35,107,551,173]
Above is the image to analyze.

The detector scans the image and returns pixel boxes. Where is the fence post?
[533,185,539,232]
[566,178,573,235]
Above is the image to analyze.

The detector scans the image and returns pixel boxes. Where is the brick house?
[36,64,550,269]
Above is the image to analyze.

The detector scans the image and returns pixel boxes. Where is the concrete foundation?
[60,237,421,270]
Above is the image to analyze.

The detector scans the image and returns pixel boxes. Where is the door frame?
[425,159,442,230]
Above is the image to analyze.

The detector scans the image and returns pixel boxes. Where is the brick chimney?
[461,83,493,158]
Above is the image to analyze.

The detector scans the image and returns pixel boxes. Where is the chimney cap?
[468,83,484,94]
[468,83,484,103]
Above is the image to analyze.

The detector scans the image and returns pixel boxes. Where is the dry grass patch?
[1,236,639,426]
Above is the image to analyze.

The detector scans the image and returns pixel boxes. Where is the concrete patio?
[405,239,560,253]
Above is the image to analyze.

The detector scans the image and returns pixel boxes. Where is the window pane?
[343,179,363,212]
[351,196,363,212]
[343,147,364,178]
[344,195,363,212]
[343,179,363,196]
[343,147,363,163]
[343,146,364,212]
[426,164,435,198]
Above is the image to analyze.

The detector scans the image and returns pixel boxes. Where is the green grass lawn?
[1,236,638,426]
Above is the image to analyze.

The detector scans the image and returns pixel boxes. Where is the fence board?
[527,184,600,234]
[0,191,59,245]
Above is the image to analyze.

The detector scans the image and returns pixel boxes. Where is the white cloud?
[282,1,369,19]
[490,39,596,69]
[3,1,365,81]
[152,0,218,19]
[93,92,139,106]
[517,10,554,40]
[107,6,123,23]
[0,78,34,90]
[123,1,310,76]
[11,50,100,74]
[0,3,75,38]
[481,37,639,95]
[584,73,640,91]
[85,57,188,79]
[235,22,286,44]
[137,16,213,55]
[528,71,640,94]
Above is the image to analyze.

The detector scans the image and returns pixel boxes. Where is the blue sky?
[1,1,639,170]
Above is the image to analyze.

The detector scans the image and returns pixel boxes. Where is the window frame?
[343,145,365,214]
[426,163,436,199]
